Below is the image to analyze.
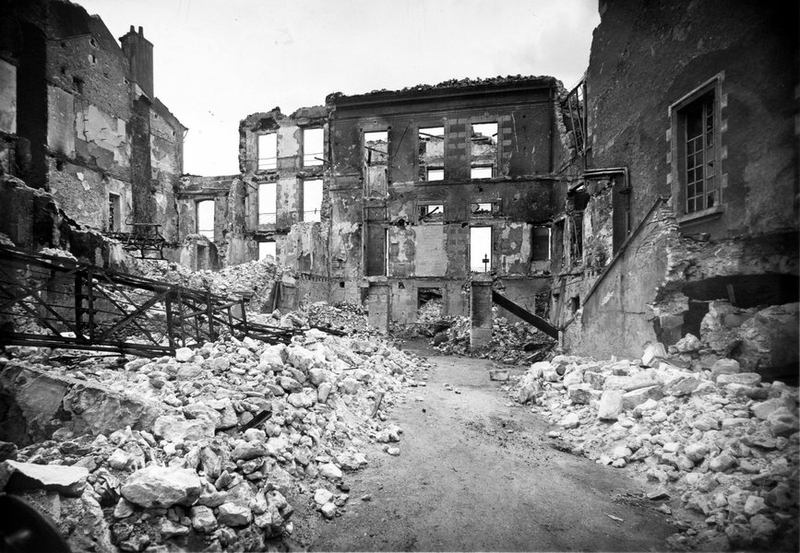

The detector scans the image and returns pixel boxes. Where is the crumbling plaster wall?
[0,59,17,135]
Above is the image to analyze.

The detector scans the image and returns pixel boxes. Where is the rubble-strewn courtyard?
[1,0,798,551]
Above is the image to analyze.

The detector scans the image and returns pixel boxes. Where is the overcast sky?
[73,0,600,177]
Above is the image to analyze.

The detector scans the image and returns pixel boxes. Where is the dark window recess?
[532,226,550,261]
[365,224,386,276]
[417,287,443,309]
[108,194,121,231]
[535,291,551,320]
[569,213,583,264]
[418,126,444,181]
[72,77,84,94]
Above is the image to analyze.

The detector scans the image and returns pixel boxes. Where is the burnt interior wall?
[16,21,48,188]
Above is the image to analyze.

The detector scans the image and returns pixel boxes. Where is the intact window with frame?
[257,133,277,171]
[302,127,324,167]
[670,79,722,220]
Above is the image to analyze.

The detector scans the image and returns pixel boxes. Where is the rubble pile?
[0,325,430,551]
[298,302,379,339]
[133,258,284,312]
[434,314,554,365]
[510,335,799,550]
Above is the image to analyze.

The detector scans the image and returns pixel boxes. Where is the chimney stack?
[120,25,154,99]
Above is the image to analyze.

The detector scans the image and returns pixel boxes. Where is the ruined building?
[232,78,570,328]
[0,0,185,263]
[555,0,799,380]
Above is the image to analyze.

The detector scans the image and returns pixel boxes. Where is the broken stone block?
[489,369,510,381]
[278,376,302,393]
[182,403,224,429]
[716,372,762,386]
[217,502,252,527]
[558,413,580,429]
[708,453,736,473]
[583,371,606,389]
[724,383,769,400]
[337,451,368,470]
[153,415,214,443]
[319,462,343,480]
[622,385,663,410]
[320,502,336,519]
[666,375,701,397]
[159,518,189,538]
[743,495,767,516]
[641,342,667,367]
[317,382,332,403]
[231,441,268,462]
[287,391,316,409]
[597,390,624,421]
[120,466,202,509]
[710,358,741,380]
[766,407,800,437]
[314,488,334,506]
[517,371,542,404]
[751,398,793,420]
[684,443,708,463]
[568,383,593,405]
[3,460,88,497]
[672,333,702,354]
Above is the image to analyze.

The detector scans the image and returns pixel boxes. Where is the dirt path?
[294,352,678,551]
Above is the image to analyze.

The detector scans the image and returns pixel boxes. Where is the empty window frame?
[302,178,323,222]
[257,133,277,170]
[532,226,551,261]
[108,193,121,231]
[364,131,389,166]
[258,182,277,225]
[418,126,444,181]
[258,240,276,261]
[196,200,215,240]
[419,203,444,223]
[426,168,444,181]
[471,122,498,175]
[470,226,492,272]
[471,202,494,216]
[470,166,493,179]
[303,127,324,167]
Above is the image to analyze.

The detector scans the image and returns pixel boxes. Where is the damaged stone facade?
[555,0,799,380]
[0,0,186,260]
[235,77,572,322]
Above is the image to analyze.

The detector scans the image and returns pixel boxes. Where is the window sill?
[677,205,724,226]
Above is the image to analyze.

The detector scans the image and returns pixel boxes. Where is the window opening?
[257,133,277,170]
[535,291,551,320]
[417,287,444,320]
[684,91,717,213]
[196,200,215,240]
[470,166,493,179]
[471,202,494,216]
[258,240,276,261]
[418,126,444,181]
[419,204,444,223]
[470,226,492,272]
[426,168,444,181]
[303,178,323,222]
[569,213,583,266]
[258,182,277,224]
[364,131,388,166]
[532,226,551,261]
[303,127,324,167]
[471,122,497,176]
[108,193,121,232]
